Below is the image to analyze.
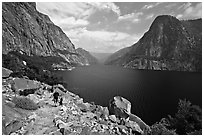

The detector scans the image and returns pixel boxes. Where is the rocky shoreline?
[2,67,150,135]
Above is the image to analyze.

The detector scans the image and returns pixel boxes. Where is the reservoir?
[57,65,202,125]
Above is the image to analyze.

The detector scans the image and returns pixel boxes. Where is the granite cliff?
[2,2,87,69]
[105,15,202,72]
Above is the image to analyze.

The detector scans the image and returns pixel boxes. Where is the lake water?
[57,65,202,125]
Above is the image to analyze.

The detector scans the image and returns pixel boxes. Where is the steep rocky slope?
[104,47,131,65]
[2,68,149,135]
[2,2,86,68]
[76,48,98,65]
[105,15,202,72]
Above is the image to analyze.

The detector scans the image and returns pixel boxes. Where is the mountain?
[76,48,98,65]
[104,47,131,65]
[2,2,87,69]
[105,15,202,72]
[90,52,112,64]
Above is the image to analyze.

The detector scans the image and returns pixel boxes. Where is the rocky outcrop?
[109,96,131,119]
[105,15,202,72]
[76,48,98,65]
[2,2,88,69]
[2,67,13,78]
[108,96,150,133]
[2,68,149,135]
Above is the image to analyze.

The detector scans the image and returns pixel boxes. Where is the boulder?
[27,94,40,104]
[125,121,143,134]
[2,67,13,78]
[108,96,131,119]
[55,84,67,93]
[100,107,109,119]
[129,113,150,133]
[109,115,117,123]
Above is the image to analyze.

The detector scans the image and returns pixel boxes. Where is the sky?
[36,2,202,53]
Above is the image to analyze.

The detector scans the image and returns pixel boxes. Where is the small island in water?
[2,2,202,135]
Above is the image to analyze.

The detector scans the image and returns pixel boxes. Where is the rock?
[105,15,202,72]
[80,126,90,135]
[5,120,23,135]
[55,84,67,93]
[109,115,117,123]
[109,96,131,119]
[27,94,40,104]
[129,113,150,133]
[2,2,88,67]
[77,103,88,112]
[2,67,13,78]
[13,78,40,91]
[50,130,62,135]
[28,113,37,121]
[35,89,44,96]
[63,128,72,135]
[117,125,128,131]
[35,127,49,135]
[77,98,84,104]
[54,87,65,95]
[102,107,109,117]
[125,120,143,134]
[43,126,58,134]
[72,110,78,115]
[60,105,67,113]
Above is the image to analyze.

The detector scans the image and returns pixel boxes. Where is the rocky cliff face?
[76,48,98,65]
[105,15,202,72]
[2,2,86,67]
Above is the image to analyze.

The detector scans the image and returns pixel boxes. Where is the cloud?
[88,2,120,15]
[165,3,177,9]
[118,12,143,23]
[145,14,154,20]
[37,3,92,19]
[37,2,120,19]
[176,3,201,19]
[52,17,89,29]
[37,2,121,29]
[65,27,141,53]
[142,4,154,9]
[142,2,162,10]
[176,14,183,19]
[177,2,192,10]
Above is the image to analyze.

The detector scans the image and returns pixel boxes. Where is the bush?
[19,88,37,96]
[12,96,38,110]
[168,99,202,135]
[149,118,177,135]
[3,51,67,86]
[150,99,202,135]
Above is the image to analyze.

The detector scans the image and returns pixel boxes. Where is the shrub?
[12,96,38,110]
[3,51,67,86]
[168,99,202,135]
[19,88,37,96]
[150,99,202,135]
[149,118,177,135]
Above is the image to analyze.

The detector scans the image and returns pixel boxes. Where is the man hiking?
[53,91,59,106]
[59,97,63,106]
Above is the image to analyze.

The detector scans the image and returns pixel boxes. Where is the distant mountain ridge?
[76,48,98,65]
[105,15,202,72]
[90,52,112,64]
